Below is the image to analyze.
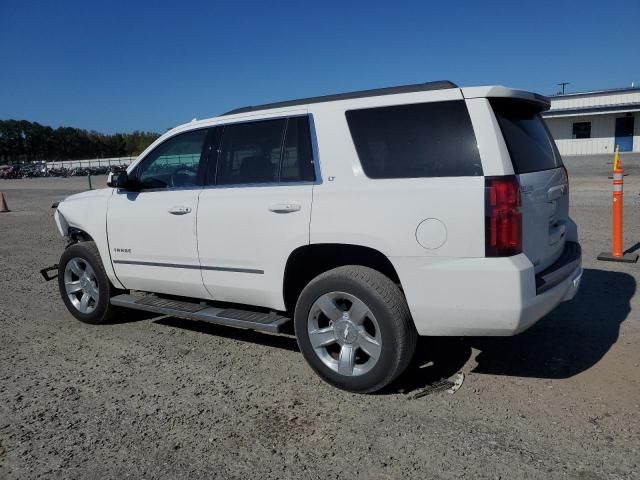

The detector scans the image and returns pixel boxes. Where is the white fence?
[45,156,137,170]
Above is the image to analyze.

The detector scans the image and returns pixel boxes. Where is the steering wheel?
[169,165,198,188]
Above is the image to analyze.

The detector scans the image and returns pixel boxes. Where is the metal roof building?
[542,86,640,156]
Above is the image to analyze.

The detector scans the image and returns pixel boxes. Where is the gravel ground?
[1,175,639,480]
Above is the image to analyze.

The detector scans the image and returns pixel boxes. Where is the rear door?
[197,114,316,310]
[491,99,568,272]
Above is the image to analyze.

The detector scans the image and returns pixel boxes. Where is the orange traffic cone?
[598,146,638,263]
[0,192,9,213]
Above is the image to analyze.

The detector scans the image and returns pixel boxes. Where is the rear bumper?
[535,242,581,295]
[390,242,582,336]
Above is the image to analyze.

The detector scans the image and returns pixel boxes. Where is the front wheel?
[58,241,122,324]
[294,266,417,393]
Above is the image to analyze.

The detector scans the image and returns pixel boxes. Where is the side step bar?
[110,294,291,333]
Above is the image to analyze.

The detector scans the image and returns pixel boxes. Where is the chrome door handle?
[547,184,567,202]
[268,203,301,213]
[168,206,192,215]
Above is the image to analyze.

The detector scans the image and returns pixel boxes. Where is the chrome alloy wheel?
[307,291,382,376]
[64,257,99,314]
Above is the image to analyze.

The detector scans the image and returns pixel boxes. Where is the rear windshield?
[491,99,562,174]
[346,101,483,179]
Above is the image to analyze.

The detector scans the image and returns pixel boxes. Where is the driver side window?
[136,129,209,190]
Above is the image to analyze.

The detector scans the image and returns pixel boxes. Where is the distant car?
[52,81,582,393]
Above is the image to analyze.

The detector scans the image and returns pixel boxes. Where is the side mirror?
[107,171,130,189]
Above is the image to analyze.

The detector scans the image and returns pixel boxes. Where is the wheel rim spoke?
[89,284,99,300]
[309,326,337,348]
[337,345,356,375]
[79,293,90,313]
[84,263,96,280]
[348,297,369,325]
[65,280,82,294]
[316,294,342,322]
[68,259,84,276]
[357,330,381,361]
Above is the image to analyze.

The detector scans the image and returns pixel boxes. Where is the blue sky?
[1,0,638,133]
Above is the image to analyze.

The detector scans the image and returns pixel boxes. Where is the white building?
[543,86,640,156]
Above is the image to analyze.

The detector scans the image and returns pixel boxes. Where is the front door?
[614,116,634,152]
[197,114,317,310]
[107,128,213,298]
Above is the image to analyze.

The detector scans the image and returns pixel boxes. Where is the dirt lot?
[1,175,639,479]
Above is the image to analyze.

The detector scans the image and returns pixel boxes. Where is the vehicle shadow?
[624,241,640,255]
[154,317,300,352]
[390,268,635,393]
[107,309,159,324]
[470,268,635,379]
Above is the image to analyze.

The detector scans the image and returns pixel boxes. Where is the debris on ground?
[413,372,465,399]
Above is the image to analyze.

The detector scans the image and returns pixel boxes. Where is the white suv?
[53,81,582,393]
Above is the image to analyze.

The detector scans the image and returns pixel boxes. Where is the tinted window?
[491,99,562,174]
[281,116,315,182]
[345,101,482,179]
[572,121,591,139]
[136,129,208,189]
[216,119,286,185]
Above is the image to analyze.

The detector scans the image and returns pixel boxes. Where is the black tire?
[57,241,122,324]
[294,266,417,393]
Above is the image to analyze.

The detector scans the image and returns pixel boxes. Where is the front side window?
[572,122,591,139]
[136,129,209,189]
[346,101,483,179]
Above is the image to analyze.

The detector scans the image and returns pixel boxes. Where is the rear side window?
[346,101,482,179]
[216,119,286,185]
[491,99,562,174]
[212,116,316,185]
[281,116,315,182]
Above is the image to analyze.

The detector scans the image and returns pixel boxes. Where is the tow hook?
[40,265,59,281]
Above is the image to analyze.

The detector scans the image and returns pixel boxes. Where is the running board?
[110,294,291,333]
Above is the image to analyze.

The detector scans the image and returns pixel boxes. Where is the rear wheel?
[294,266,417,393]
[58,241,122,324]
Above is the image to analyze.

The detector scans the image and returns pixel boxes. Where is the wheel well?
[68,228,94,244]
[283,244,401,312]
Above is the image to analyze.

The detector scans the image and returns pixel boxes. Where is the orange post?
[598,145,638,263]
[611,166,624,257]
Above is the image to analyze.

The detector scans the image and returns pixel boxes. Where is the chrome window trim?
[200,180,317,191]
[116,185,203,194]
[116,180,318,195]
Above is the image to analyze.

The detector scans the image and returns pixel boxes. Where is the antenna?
[557,82,570,95]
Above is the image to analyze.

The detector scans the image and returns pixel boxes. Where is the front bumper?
[390,242,582,337]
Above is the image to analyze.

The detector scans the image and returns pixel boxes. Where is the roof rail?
[222,80,458,116]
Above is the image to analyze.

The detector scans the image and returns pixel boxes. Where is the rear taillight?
[562,164,569,191]
[485,175,522,257]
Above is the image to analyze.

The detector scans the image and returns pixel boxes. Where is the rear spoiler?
[461,86,550,111]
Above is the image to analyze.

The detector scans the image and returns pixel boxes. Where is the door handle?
[168,206,192,215]
[268,203,301,213]
[547,184,567,202]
